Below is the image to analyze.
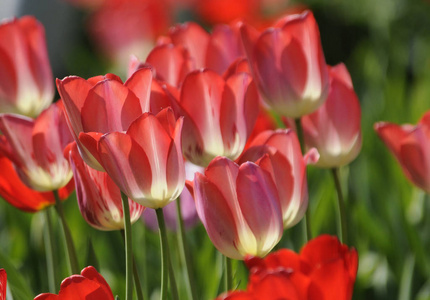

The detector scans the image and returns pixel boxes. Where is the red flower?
[218,235,358,300]
[0,16,53,117]
[375,111,430,192]
[0,269,6,300]
[34,266,114,300]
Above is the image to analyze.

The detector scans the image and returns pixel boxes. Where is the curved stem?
[53,190,79,274]
[176,198,198,300]
[44,208,58,293]
[331,168,348,244]
[120,193,134,300]
[295,118,312,241]
[156,208,179,300]
[224,256,233,292]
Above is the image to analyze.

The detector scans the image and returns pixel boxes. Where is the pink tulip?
[241,10,329,118]
[190,156,283,259]
[67,142,145,230]
[0,16,53,117]
[375,112,430,193]
[56,68,152,170]
[178,69,259,167]
[83,108,185,209]
[302,63,362,168]
[0,101,73,191]
[240,129,319,228]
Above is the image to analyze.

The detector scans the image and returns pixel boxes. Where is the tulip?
[375,111,430,193]
[190,156,283,259]
[218,235,358,300]
[82,108,185,209]
[195,0,260,25]
[0,154,73,212]
[0,101,73,191]
[178,69,259,167]
[0,269,6,300]
[67,142,145,230]
[34,266,114,300]
[241,10,329,118]
[57,68,152,170]
[0,16,54,117]
[302,63,362,168]
[239,129,319,228]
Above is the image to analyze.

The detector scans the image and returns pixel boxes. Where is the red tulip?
[83,108,185,209]
[0,269,6,300]
[240,129,319,228]
[67,142,145,230]
[0,101,73,191]
[0,154,73,212]
[195,0,260,25]
[178,69,259,167]
[34,266,114,300]
[0,16,53,117]
[219,235,358,300]
[302,63,362,168]
[241,10,329,118]
[375,111,430,193]
[57,68,152,170]
[190,156,283,259]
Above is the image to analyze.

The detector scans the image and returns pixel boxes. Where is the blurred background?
[1,0,430,299]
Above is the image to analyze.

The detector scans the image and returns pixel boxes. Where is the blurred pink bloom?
[88,108,185,209]
[178,69,260,167]
[189,156,283,259]
[56,68,152,170]
[142,161,201,231]
[0,101,73,191]
[67,142,145,230]
[0,16,53,117]
[302,63,362,168]
[34,266,114,300]
[0,269,6,300]
[375,112,430,193]
[241,10,329,118]
[240,129,319,228]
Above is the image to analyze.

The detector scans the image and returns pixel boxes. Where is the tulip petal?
[124,67,153,112]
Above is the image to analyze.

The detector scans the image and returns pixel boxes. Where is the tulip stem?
[120,230,143,300]
[156,208,179,300]
[176,198,198,300]
[224,256,233,292]
[295,118,312,241]
[53,190,79,274]
[332,168,348,244]
[120,192,134,300]
[44,208,58,293]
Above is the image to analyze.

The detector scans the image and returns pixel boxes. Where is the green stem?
[176,198,198,300]
[53,190,79,274]
[120,230,143,300]
[44,208,58,293]
[224,256,233,292]
[156,208,179,300]
[295,118,312,241]
[331,168,348,244]
[120,193,134,300]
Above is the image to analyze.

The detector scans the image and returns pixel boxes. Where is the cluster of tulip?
[0,5,370,300]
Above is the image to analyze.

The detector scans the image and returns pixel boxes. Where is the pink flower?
[0,269,6,300]
[34,266,114,300]
[67,142,145,230]
[241,10,329,118]
[178,69,260,167]
[56,68,152,170]
[302,63,362,168]
[375,111,430,193]
[0,16,53,117]
[0,101,73,191]
[240,129,319,228]
[85,108,185,209]
[189,156,283,259]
